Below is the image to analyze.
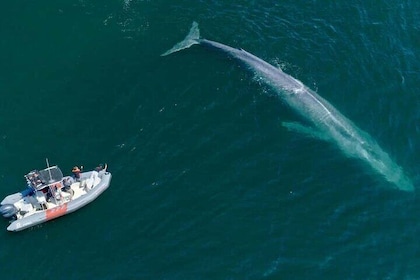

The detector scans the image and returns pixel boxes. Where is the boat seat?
[34,191,47,209]
[84,171,101,190]
[19,197,34,213]
[60,189,74,202]
[35,191,46,204]
[84,178,94,190]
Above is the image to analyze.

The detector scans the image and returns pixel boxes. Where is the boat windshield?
[26,166,64,190]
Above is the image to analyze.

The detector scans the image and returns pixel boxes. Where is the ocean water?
[0,1,419,279]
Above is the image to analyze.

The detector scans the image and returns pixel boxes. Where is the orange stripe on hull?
[46,204,68,220]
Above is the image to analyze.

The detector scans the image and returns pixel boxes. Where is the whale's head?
[331,125,414,191]
[357,140,414,191]
[385,166,414,191]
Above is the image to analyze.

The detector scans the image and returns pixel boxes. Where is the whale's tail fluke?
[161,21,200,56]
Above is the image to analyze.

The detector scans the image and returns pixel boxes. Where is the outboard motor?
[0,204,18,218]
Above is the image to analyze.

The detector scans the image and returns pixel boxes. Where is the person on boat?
[89,163,107,184]
[62,176,74,190]
[28,170,43,188]
[95,163,107,172]
[71,166,82,182]
[33,172,43,186]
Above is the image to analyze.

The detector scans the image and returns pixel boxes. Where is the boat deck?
[16,175,101,218]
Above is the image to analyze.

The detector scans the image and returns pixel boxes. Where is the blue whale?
[162,22,414,191]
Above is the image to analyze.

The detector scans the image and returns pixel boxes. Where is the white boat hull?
[2,169,111,232]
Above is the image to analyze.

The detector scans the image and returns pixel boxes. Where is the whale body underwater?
[162,22,413,192]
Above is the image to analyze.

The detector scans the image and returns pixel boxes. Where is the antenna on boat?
[46,158,53,183]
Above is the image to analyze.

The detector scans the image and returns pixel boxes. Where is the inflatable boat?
[0,162,112,232]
